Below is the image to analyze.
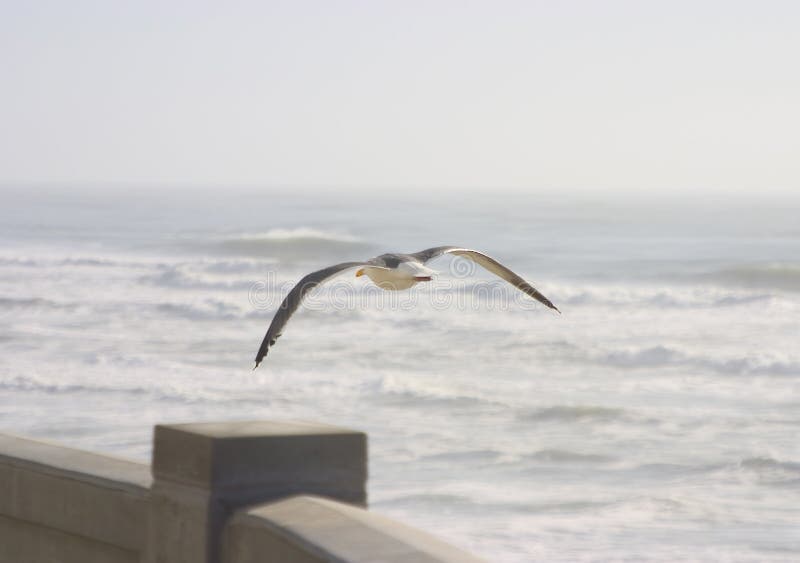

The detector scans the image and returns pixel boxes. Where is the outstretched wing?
[254,261,366,367]
[411,246,560,312]
[409,246,460,264]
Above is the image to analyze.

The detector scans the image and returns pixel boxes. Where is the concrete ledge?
[0,433,151,491]
[152,420,367,505]
[2,420,486,563]
[222,495,487,563]
[0,513,139,563]
[149,420,368,563]
[0,433,151,551]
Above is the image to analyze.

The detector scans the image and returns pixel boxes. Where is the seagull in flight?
[254,246,559,367]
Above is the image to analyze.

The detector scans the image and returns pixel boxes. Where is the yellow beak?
[355,268,365,277]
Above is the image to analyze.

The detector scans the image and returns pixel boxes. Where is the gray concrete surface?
[2,420,487,563]
[148,420,368,563]
[152,420,367,504]
[0,513,139,563]
[223,495,487,563]
[0,433,150,562]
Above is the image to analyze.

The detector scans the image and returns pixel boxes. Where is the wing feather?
[412,246,560,312]
[254,261,366,367]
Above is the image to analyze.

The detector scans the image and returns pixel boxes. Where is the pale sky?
[1,1,798,193]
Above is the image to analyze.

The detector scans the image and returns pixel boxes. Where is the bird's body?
[254,246,559,367]
[357,254,437,289]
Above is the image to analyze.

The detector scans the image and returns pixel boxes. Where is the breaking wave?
[143,264,258,290]
[153,300,247,321]
[0,297,74,310]
[374,492,616,515]
[0,297,86,320]
[733,457,800,487]
[699,263,800,292]
[592,345,800,376]
[0,374,265,406]
[738,456,800,472]
[0,255,152,269]
[372,376,507,409]
[231,227,362,243]
[526,449,617,465]
[0,376,151,397]
[213,227,374,260]
[519,405,628,423]
[420,449,504,463]
[557,285,774,309]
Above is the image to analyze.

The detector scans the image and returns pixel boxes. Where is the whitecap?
[526,449,617,465]
[518,405,627,423]
[700,263,800,292]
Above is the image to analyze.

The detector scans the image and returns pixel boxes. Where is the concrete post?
[145,420,367,563]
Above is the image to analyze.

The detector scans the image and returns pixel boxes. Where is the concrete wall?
[223,496,487,563]
[0,433,150,563]
[0,420,486,563]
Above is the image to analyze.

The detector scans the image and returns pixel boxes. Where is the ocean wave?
[420,449,504,464]
[557,286,774,309]
[738,456,800,472]
[593,345,800,376]
[0,255,156,269]
[0,296,75,311]
[526,449,617,465]
[143,265,257,291]
[198,258,275,274]
[230,227,362,243]
[600,345,681,368]
[0,375,153,398]
[212,227,374,260]
[632,462,721,477]
[153,300,245,321]
[376,493,476,507]
[371,492,544,516]
[508,338,800,377]
[374,492,615,515]
[699,263,800,292]
[0,256,44,267]
[372,376,507,409]
[375,387,503,409]
[60,257,121,267]
[1,292,258,323]
[0,374,238,405]
[722,457,800,488]
[519,405,628,423]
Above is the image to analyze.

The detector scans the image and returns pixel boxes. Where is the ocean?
[1,185,798,562]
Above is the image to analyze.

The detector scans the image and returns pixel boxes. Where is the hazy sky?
[1,1,798,192]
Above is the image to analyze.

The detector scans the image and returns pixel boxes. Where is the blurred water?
[1,185,799,562]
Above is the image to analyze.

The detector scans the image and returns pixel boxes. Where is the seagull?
[254,246,559,367]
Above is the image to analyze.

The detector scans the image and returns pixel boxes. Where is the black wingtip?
[253,360,260,371]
